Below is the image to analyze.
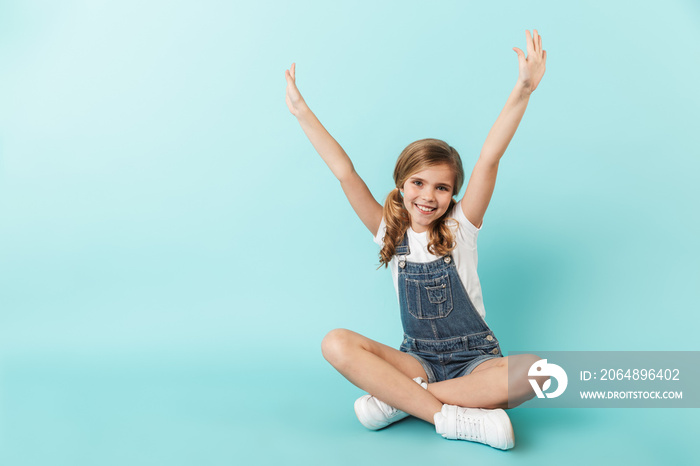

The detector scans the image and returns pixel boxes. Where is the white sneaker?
[354,377,428,430]
[434,404,515,450]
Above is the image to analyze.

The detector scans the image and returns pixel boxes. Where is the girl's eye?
[438,186,449,191]
[413,181,422,186]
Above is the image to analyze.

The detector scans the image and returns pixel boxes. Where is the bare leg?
[321,328,443,424]
[426,354,550,409]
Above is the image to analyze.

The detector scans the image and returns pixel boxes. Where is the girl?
[285,30,548,450]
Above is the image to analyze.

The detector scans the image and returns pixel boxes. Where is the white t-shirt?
[373,200,487,320]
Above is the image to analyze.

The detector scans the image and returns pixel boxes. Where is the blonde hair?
[379,138,465,267]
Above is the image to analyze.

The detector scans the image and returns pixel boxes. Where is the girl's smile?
[401,163,455,233]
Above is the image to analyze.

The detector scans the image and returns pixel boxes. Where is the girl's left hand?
[285,62,309,117]
[512,29,547,94]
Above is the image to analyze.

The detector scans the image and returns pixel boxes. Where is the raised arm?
[285,63,383,235]
[460,30,547,228]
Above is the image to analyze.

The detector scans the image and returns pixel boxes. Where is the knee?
[321,328,357,368]
[519,354,550,393]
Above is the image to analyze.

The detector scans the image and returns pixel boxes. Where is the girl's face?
[401,163,455,233]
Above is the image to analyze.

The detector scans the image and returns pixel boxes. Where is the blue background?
[1,0,698,464]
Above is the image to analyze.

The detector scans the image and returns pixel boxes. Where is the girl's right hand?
[285,63,308,116]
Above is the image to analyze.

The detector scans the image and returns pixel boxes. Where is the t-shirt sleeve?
[451,200,481,246]
[373,217,387,246]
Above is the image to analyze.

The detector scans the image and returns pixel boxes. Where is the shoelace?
[455,412,484,442]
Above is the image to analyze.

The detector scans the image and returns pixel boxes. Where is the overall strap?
[395,231,410,256]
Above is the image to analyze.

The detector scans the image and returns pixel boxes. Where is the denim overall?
[396,233,503,383]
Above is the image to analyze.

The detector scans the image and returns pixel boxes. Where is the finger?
[287,67,298,85]
[291,62,296,80]
[513,47,525,60]
[526,29,534,54]
[534,29,540,54]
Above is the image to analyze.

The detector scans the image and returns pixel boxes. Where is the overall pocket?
[405,274,454,319]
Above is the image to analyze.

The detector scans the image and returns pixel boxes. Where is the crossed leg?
[322,328,548,423]
[426,354,549,409]
[321,328,442,423]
